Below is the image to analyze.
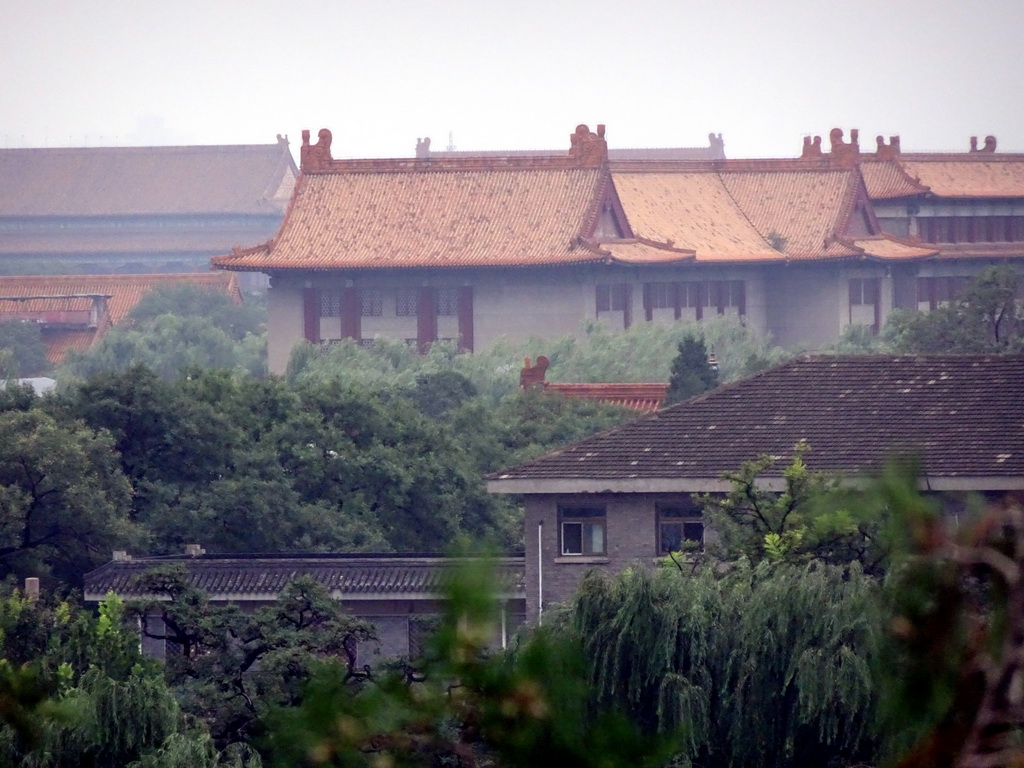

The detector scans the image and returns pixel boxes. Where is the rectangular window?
[319,290,342,318]
[596,284,627,313]
[360,289,383,317]
[658,506,704,555]
[559,507,606,556]
[396,289,418,317]
[919,216,1024,244]
[646,282,674,310]
[848,278,880,332]
[917,276,970,311]
[436,287,460,316]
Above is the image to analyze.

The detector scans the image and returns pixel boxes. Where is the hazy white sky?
[3,0,1022,159]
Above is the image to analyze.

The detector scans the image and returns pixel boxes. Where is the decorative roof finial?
[568,124,608,166]
[300,128,333,171]
[828,128,860,167]
[801,135,823,159]
[970,135,997,153]
[875,135,901,160]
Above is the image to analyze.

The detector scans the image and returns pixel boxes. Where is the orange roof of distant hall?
[0,272,241,364]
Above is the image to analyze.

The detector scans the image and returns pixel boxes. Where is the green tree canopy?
[0,409,139,586]
[552,560,882,768]
[0,322,51,379]
[884,265,1023,353]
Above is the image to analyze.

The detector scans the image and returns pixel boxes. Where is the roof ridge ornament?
[970,135,997,154]
[829,128,860,168]
[568,124,608,166]
[800,134,824,159]
[875,135,901,160]
[300,128,333,171]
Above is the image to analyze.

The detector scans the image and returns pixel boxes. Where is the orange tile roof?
[859,159,929,199]
[850,235,939,261]
[610,170,782,263]
[718,168,862,260]
[895,156,1024,198]
[214,168,607,271]
[42,328,102,364]
[543,382,668,413]
[598,240,695,264]
[0,273,241,364]
[0,141,297,217]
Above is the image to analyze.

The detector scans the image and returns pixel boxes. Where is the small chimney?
[24,578,40,600]
[184,544,205,557]
[113,550,131,562]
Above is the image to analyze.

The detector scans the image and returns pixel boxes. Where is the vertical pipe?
[538,519,544,626]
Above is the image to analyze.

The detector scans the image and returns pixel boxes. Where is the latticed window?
[319,290,342,318]
[396,289,418,317]
[360,289,383,317]
[436,288,460,316]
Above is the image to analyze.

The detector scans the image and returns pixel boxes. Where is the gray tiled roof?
[0,141,296,217]
[488,355,1024,492]
[85,553,525,602]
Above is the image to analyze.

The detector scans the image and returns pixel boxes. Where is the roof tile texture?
[85,555,526,600]
[492,355,1024,482]
[0,273,241,363]
[544,382,668,413]
[609,171,780,262]
[0,143,296,217]
[221,169,606,270]
[898,157,1024,198]
[718,169,860,259]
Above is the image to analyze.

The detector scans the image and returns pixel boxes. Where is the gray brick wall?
[525,492,700,624]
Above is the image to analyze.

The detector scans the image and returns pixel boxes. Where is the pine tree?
[666,335,719,404]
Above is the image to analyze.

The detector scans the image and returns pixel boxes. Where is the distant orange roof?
[719,167,863,260]
[610,169,781,263]
[519,355,667,413]
[543,382,668,414]
[896,156,1024,198]
[215,167,609,271]
[859,159,929,199]
[0,272,241,364]
[850,234,939,261]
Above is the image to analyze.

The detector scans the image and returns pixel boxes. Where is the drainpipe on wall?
[538,519,544,626]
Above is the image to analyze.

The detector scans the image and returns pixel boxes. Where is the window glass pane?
[562,522,582,555]
[660,522,683,554]
[610,285,626,311]
[586,522,605,555]
[683,522,705,545]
